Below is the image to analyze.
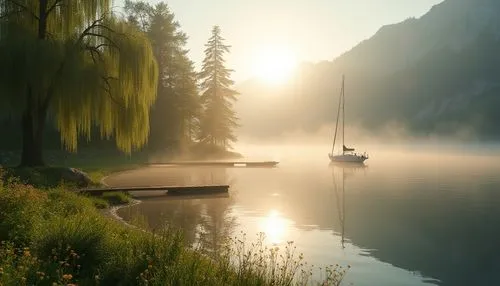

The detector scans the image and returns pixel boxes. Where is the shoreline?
[100,171,144,230]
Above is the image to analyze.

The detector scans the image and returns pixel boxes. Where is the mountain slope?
[236,0,500,141]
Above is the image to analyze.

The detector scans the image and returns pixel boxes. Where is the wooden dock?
[148,161,279,168]
[139,192,230,201]
[78,185,229,196]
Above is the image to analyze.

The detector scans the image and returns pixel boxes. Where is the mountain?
[235,0,500,141]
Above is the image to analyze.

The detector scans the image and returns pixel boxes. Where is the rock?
[60,168,92,187]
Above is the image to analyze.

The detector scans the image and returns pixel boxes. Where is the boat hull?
[329,154,367,163]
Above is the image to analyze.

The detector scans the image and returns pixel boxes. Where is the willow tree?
[198,26,239,148]
[0,0,158,166]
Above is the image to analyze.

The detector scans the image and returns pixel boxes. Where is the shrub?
[34,213,109,279]
[0,183,47,245]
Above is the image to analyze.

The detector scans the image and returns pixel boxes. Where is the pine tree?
[198,26,239,149]
[173,51,201,150]
[125,1,200,153]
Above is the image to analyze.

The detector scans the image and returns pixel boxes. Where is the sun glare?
[252,46,297,84]
[260,209,287,245]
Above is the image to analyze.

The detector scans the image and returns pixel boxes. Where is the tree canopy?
[0,0,158,165]
[125,0,200,154]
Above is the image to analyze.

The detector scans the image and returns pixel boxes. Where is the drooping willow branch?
[101,75,126,109]
[46,0,63,16]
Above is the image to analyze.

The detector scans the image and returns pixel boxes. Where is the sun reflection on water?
[260,209,287,245]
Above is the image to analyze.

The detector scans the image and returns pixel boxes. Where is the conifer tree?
[198,26,239,149]
[125,1,200,153]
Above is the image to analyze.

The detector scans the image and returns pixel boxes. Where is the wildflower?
[23,250,31,256]
[62,274,73,280]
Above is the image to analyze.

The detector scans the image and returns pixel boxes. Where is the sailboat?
[328,75,368,163]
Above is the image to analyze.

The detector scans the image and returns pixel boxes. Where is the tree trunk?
[19,0,49,167]
[20,90,47,167]
[20,114,45,166]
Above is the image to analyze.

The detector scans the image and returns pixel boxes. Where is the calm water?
[113,145,500,286]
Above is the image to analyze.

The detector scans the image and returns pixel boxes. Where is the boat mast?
[342,75,345,155]
[331,75,344,155]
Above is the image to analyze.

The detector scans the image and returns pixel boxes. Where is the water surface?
[112,145,500,286]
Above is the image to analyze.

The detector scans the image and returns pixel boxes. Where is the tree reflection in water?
[161,167,238,255]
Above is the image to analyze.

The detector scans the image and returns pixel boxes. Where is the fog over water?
[110,143,500,286]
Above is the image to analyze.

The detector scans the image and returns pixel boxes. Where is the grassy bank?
[0,159,348,285]
[0,180,347,285]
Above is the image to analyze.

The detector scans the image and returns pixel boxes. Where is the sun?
[252,46,297,84]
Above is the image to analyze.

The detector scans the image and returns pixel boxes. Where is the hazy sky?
[114,0,444,83]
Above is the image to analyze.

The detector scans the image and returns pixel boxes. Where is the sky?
[114,0,444,83]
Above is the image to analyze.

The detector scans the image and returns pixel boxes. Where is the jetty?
[148,161,279,168]
[138,192,230,201]
[78,184,229,196]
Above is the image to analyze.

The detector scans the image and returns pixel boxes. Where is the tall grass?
[0,180,348,285]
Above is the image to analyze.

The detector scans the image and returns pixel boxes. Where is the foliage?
[125,1,201,154]
[0,0,158,166]
[0,166,92,188]
[0,183,47,245]
[0,182,348,285]
[198,26,239,149]
[101,191,131,205]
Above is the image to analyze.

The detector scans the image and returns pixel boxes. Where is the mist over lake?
[113,143,500,286]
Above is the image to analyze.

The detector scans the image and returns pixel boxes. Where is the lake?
[111,144,500,286]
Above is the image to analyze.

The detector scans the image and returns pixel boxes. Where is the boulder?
[60,168,92,187]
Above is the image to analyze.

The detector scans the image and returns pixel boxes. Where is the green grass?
[0,181,348,285]
[0,167,86,189]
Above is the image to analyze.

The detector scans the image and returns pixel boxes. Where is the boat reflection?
[329,162,367,248]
